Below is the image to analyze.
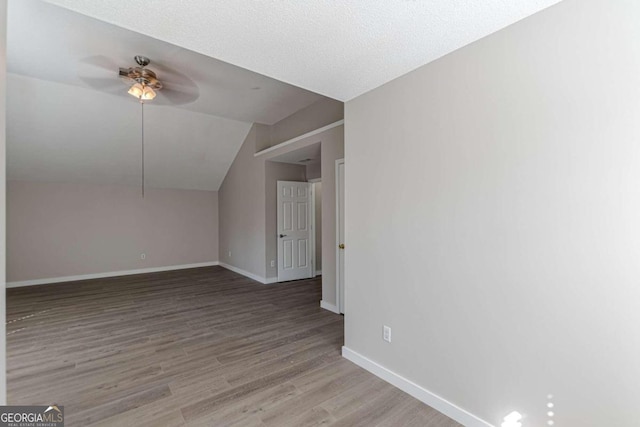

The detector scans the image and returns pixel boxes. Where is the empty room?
[0,0,638,426]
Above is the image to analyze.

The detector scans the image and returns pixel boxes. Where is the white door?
[336,160,345,313]
[277,181,313,282]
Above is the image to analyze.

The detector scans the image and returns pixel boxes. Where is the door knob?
[339,244,345,249]
[279,234,287,238]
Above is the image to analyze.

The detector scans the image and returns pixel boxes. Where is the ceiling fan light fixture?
[127,82,157,101]
[141,85,156,101]
[128,82,144,98]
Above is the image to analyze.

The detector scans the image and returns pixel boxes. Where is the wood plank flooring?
[7,266,461,427]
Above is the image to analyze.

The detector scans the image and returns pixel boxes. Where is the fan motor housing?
[119,67,163,90]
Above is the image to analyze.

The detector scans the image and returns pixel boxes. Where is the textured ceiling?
[42,0,563,101]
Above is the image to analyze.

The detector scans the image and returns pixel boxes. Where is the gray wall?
[218,124,309,281]
[7,181,219,282]
[344,0,640,426]
[306,162,321,180]
[218,125,267,278]
[256,98,344,152]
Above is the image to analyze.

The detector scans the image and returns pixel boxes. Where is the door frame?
[335,159,345,313]
[308,178,322,278]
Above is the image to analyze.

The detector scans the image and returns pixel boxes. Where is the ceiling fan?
[119,55,164,102]
[78,54,200,105]
[80,55,200,198]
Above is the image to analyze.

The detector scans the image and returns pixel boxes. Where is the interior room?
[0,0,638,426]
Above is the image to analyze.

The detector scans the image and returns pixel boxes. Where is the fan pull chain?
[141,101,145,198]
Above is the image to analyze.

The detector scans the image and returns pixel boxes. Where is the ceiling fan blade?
[149,61,195,86]
[78,76,124,94]
[78,55,119,73]
[145,61,200,105]
[78,55,130,95]
[154,82,200,105]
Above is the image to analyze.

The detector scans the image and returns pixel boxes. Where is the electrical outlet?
[383,325,391,343]
[140,253,146,260]
[228,250,232,258]
[270,260,275,267]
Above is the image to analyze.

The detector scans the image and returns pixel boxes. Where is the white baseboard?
[320,300,339,314]
[219,262,276,285]
[7,262,220,288]
[218,263,319,286]
[341,347,493,427]
[315,270,322,277]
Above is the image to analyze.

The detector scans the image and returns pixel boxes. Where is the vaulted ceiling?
[7,0,329,191]
[8,0,563,191]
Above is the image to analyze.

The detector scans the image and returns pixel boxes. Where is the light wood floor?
[7,266,461,427]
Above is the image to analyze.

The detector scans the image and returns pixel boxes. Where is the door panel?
[278,181,313,282]
[283,202,293,230]
[283,240,293,269]
[298,203,308,230]
[298,239,309,267]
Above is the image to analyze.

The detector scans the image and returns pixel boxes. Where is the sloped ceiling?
[8,75,253,191]
[42,0,563,101]
[6,0,332,191]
